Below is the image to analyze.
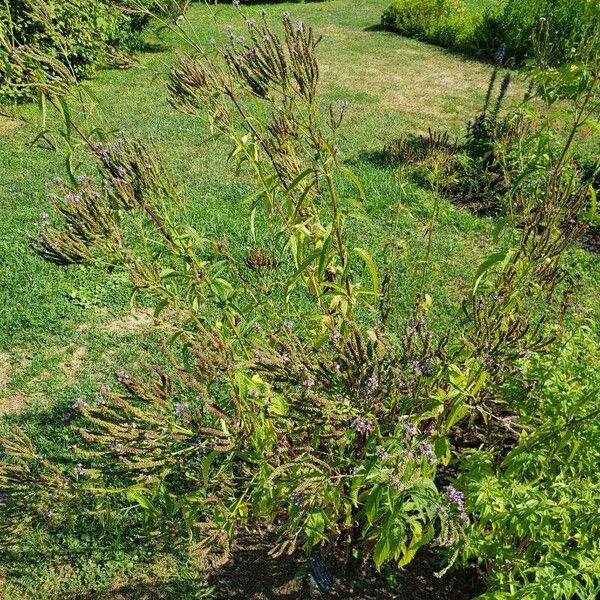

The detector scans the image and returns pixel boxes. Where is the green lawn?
[0,0,598,596]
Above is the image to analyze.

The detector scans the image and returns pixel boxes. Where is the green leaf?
[354,247,379,293]
[473,251,508,294]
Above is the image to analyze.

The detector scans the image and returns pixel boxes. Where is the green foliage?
[382,0,600,65]
[1,3,599,597]
[458,319,600,598]
[0,0,164,102]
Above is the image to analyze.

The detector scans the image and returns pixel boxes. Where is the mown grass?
[0,0,598,596]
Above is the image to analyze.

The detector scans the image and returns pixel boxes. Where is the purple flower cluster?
[500,73,511,93]
[405,422,416,438]
[74,464,85,476]
[418,441,436,464]
[175,402,188,416]
[445,485,468,523]
[117,370,130,383]
[444,485,464,509]
[0,491,9,503]
[366,372,379,392]
[111,440,124,454]
[71,398,87,411]
[350,416,373,435]
[412,358,435,376]
[496,44,506,64]
[376,447,389,460]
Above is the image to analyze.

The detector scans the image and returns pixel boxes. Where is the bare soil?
[209,532,484,600]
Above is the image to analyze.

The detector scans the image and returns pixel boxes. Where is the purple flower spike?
[175,402,188,416]
[350,416,373,435]
[376,447,389,460]
[444,485,465,510]
[74,463,85,476]
[418,441,436,464]
[117,370,130,383]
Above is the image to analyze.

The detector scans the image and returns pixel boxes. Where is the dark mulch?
[580,224,600,254]
[209,531,485,600]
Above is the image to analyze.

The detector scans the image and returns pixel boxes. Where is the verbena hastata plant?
[0,8,597,595]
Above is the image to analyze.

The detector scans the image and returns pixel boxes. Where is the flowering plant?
[0,9,596,592]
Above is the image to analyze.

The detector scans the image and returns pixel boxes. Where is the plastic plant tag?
[308,551,334,593]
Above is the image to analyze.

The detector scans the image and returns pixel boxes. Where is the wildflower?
[111,440,124,454]
[350,416,373,435]
[283,319,293,331]
[209,38,216,46]
[444,485,465,510]
[405,422,416,438]
[420,358,435,376]
[64,192,81,203]
[262,34,271,42]
[71,398,87,410]
[295,19,304,32]
[302,377,315,388]
[232,0,240,5]
[67,444,78,452]
[0,492,8,503]
[290,491,303,506]
[283,11,290,19]
[225,25,233,33]
[496,44,506,64]
[460,511,469,524]
[418,441,436,464]
[235,36,245,44]
[117,370,130,383]
[41,509,54,519]
[175,402,188,416]
[340,98,349,108]
[376,447,389,460]
[500,73,511,93]
[366,372,379,392]
[246,18,256,27]
[74,463,85,476]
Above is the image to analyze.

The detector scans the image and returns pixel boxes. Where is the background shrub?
[0,0,154,102]
[382,0,600,65]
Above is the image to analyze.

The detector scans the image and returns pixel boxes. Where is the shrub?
[0,0,171,102]
[0,10,598,597]
[458,319,600,598]
[382,0,600,65]
[381,0,486,55]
